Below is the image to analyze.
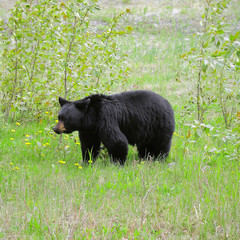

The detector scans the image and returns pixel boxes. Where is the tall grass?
[1,123,239,238]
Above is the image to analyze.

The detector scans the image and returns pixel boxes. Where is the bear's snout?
[53,121,66,134]
[52,126,60,134]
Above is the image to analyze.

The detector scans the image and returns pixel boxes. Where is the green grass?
[1,0,240,239]
[1,120,239,239]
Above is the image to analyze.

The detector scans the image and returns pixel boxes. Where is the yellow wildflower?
[11,129,15,133]
[78,166,82,169]
[16,122,21,125]
[74,163,79,166]
[10,163,13,166]
[58,160,66,164]
[25,142,31,145]
[10,138,14,140]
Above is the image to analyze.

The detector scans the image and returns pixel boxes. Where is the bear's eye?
[58,115,64,121]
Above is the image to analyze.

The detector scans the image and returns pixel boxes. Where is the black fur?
[53,90,175,165]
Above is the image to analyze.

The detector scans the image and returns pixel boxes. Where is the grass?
[1,121,239,239]
[1,0,240,239]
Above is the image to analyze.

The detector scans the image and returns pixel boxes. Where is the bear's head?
[53,96,94,134]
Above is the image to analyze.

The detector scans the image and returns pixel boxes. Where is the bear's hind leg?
[157,142,172,159]
[137,142,170,160]
[137,145,157,160]
[137,145,150,159]
[151,141,171,160]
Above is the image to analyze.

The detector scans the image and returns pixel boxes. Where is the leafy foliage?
[0,0,131,121]
[181,0,240,128]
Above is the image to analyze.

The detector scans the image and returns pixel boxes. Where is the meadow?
[0,0,240,239]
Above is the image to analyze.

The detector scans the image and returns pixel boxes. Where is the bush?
[181,0,240,128]
[0,0,131,121]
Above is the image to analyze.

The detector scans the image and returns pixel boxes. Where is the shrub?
[0,0,131,121]
[181,0,240,128]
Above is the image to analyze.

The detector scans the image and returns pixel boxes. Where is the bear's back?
[111,90,172,117]
[107,90,175,145]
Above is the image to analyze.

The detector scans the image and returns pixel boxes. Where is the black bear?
[53,90,175,165]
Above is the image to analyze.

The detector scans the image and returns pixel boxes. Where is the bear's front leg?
[79,131,100,163]
[99,127,128,165]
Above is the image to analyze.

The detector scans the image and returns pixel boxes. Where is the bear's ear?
[74,98,90,111]
[59,97,69,107]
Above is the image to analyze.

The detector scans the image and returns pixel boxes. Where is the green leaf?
[236,51,240,59]
[224,46,235,59]
[216,29,224,34]
[202,62,208,73]
[235,31,240,39]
